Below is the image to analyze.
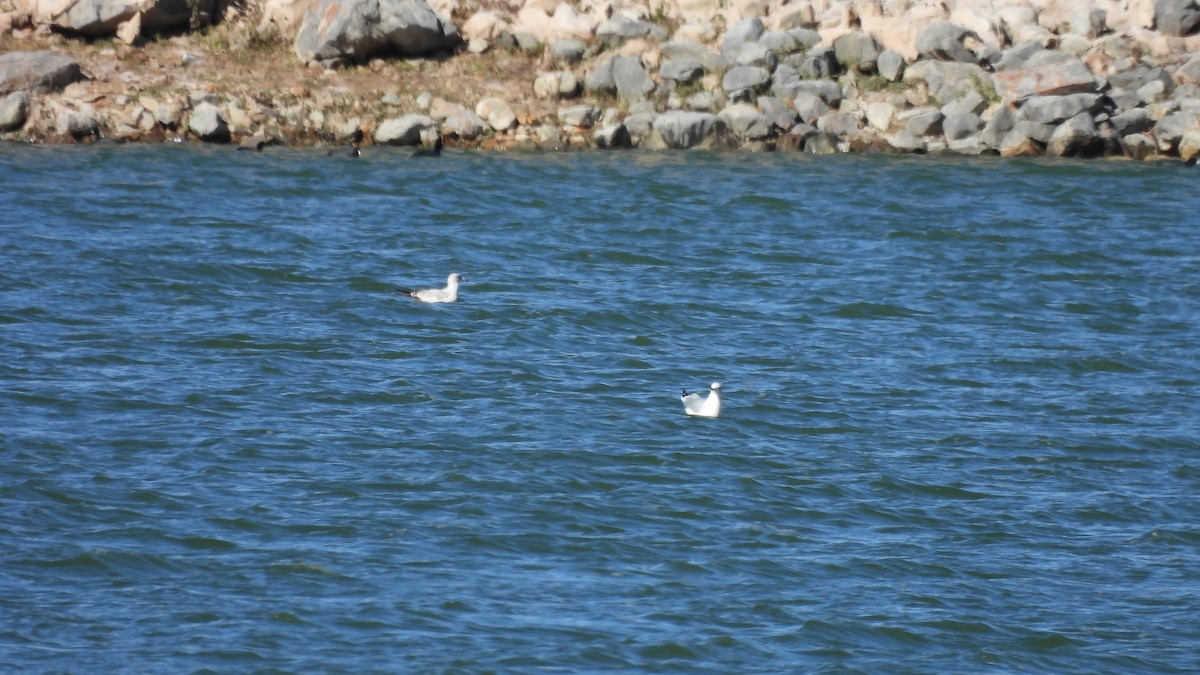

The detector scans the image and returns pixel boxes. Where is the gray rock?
[1177,54,1200,85]
[613,56,654,102]
[798,46,839,80]
[833,30,880,73]
[757,96,798,131]
[1153,111,1200,152]
[596,17,667,44]
[0,51,86,96]
[685,91,720,112]
[943,112,982,140]
[817,111,861,138]
[993,42,1047,72]
[722,17,765,57]
[917,22,980,63]
[558,104,600,128]
[878,50,906,82]
[889,130,927,153]
[375,113,435,145]
[294,0,460,67]
[788,28,822,50]
[948,135,989,154]
[534,71,579,99]
[1047,112,1104,157]
[734,43,778,71]
[513,32,541,54]
[792,92,828,123]
[788,79,842,107]
[1178,129,1200,162]
[45,0,215,37]
[1072,8,1108,38]
[585,55,617,92]
[660,59,704,83]
[188,102,228,142]
[1019,93,1101,124]
[1123,132,1157,160]
[805,132,840,154]
[623,112,657,139]
[902,107,943,136]
[981,105,1017,148]
[1155,0,1200,36]
[718,103,772,139]
[0,91,29,131]
[594,123,632,149]
[660,40,724,72]
[904,60,993,104]
[991,50,1097,102]
[549,39,586,64]
[442,109,488,139]
[1137,77,1174,104]
[476,97,516,131]
[722,66,770,94]
[758,30,799,55]
[652,110,721,148]
[999,126,1045,157]
[1109,108,1154,135]
[941,91,986,117]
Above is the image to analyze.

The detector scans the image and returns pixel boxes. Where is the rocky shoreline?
[2,0,1200,161]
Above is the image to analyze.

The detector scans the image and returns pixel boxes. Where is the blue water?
[2,145,1198,672]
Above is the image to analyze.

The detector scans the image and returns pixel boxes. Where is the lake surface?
[2,144,1198,672]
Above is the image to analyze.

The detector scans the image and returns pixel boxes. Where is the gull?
[396,273,465,303]
[681,382,721,418]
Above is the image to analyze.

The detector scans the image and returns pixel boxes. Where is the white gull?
[681,382,721,418]
[396,273,465,303]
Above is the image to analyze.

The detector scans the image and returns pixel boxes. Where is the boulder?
[585,55,617,92]
[1153,111,1200,152]
[294,0,460,68]
[759,31,799,56]
[722,66,770,94]
[442,109,488,139]
[660,59,704,83]
[40,0,216,37]
[941,91,987,118]
[833,30,880,73]
[943,112,982,140]
[1178,129,1200,162]
[612,56,655,102]
[878,50,906,82]
[917,22,980,63]
[1019,93,1101,124]
[888,130,927,153]
[999,127,1044,157]
[866,101,897,131]
[904,60,992,104]
[476,97,516,131]
[1110,108,1154,135]
[901,107,943,136]
[594,123,632,149]
[981,105,1017,148]
[805,132,840,154]
[792,92,828,123]
[0,51,86,96]
[786,79,842,107]
[660,41,724,72]
[1047,112,1104,157]
[722,17,765,57]
[187,102,229,142]
[734,43,778,71]
[817,112,861,138]
[757,96,797,132]
[992,51,1098,102]
[375,112,434,145]
[549,39,587,65]
[797,47,839,80]
[0,91,29,131]
[1176,55,1200,85]
[596,16,667,45]
[558,104,600,128]
[1123,132,1157,159]
[1154,0,1200,36]
[652,110,721,148]
[718,103,772,140]
[534,71,579,99]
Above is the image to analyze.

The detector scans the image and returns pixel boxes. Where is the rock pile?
[2,0,1199,161]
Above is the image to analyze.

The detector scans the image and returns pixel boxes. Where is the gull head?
[710,382,721,390]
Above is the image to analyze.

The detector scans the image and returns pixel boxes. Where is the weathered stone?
[1153,111,1200,152]
[375,113,434,145]
[534,71,579,99]
[722,66,770,94]
[1012,119,1057,143]
[904,60,992,104]
[652,110,720,149]
[1047,112,1104,157]
[948,135,990,155]
[878,50,905,82]
[759,30,799,56]
[187,102,229,142]
[585,55,616,92]
[294,0,460,67]
[1110,108,1154,135]
[805,131,840,154]
[833,30,880,73]
[734,43,778,71]
[889,130,927,153]
[0,51,86,96]
[1137,78,1174,104]
[943,112,982,140]
[549,39,586,64]
[917,22,980,63]
[756,96,797,131]
[660,41,724,72]
[0,91,29,131]
[660,59,704,83]
[1123,132,1157,160]
[1177,129,1200,162]
[1019,93,1101,124]
[941,91,986,118]
[786,79,842,107]
[797,47,839,80]
[442,109,488,139]
[718,103,772,140]
[597,16,667,44]
[1176,55,1200,85]
[476,97,516,131]
[981,105,1017,148]
[817,112,860,138]
[792,92,828,124]
[1155,0,1200,36]
[992,51,1098,102]
[722,17,765,57]
[866,101,896,131]
[999,128,1044,157]
[613,56,654,102]
[42,0,215,37]
[558,104,599,128]
[594,123,631,149]
[901,107,943,136]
